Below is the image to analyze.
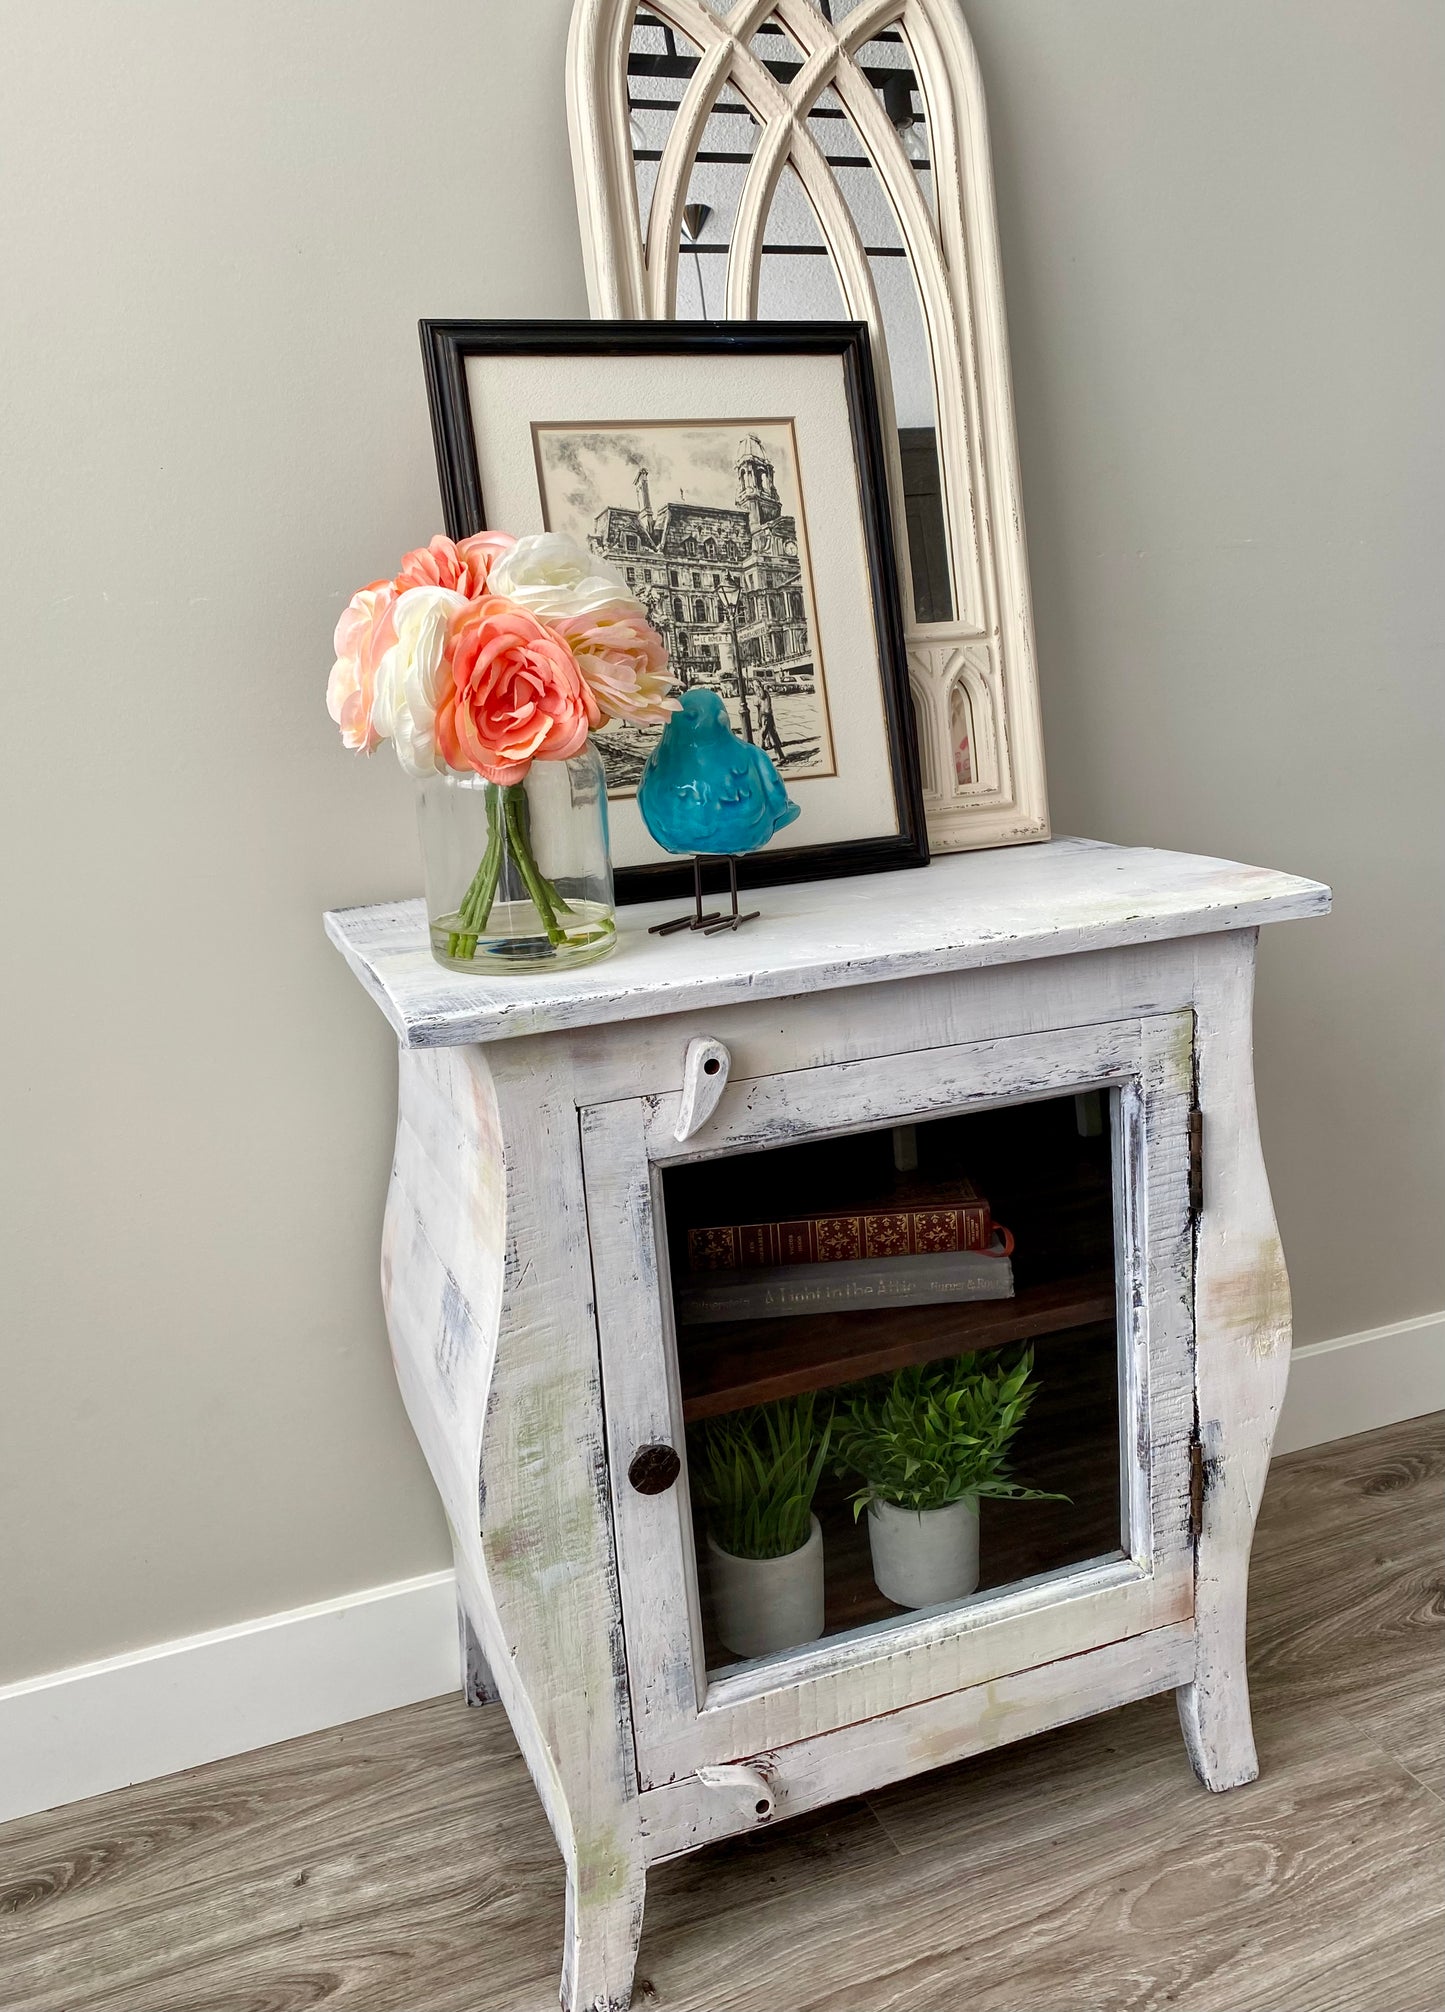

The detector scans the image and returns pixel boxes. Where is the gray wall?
[969,0,1445,1350]
[2,0,1440,1684]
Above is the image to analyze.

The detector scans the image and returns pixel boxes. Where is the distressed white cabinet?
[327,837,1328,2012]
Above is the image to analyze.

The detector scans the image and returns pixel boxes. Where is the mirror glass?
[950,676,975,787]
[627,10,702,242]
[755,160,849,321]
[627,6,955,624]
[676,80,763,319]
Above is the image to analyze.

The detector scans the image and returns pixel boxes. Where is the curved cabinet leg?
[1176,934,1291,1793]
[1177,1631,1258,1790]
[562,1849,647,2012]
[1176,1424,1261,1791]
[382,1044,647,2010]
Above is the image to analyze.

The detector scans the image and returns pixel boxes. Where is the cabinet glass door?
[583,1015,1196,1789]
[667,1092,1118,1665]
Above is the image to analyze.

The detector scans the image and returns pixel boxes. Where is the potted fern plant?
[691,1395,833,1660]
[833,1350,1059,1610]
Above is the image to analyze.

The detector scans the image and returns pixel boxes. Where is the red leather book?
[686,1179,1008,1271]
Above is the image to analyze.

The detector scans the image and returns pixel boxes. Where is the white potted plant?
[692,1396,833,1660]
[833,1350,1061,1610]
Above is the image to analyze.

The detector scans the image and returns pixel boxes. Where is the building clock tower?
[735,433,782,532]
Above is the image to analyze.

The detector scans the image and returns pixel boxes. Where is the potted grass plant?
[833,1350,1061,1610]
[691,1395,833,1660]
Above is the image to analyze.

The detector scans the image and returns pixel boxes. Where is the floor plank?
[702,1725,1445,2012]
[0,1415,1440,2012]
[1270,1907,1445,2012]
[1244,1412,1445,1780]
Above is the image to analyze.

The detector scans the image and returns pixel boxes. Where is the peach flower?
[326,583,397,752]
[437,596,601,784]
[456,530,517,594]
[552,602,678,726]
[393,531,516,599]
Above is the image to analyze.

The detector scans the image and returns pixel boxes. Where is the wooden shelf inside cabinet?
[677,1268,1116,1422]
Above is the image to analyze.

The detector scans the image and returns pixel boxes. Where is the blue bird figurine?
[638,688,800,936]
[638,688,800,857]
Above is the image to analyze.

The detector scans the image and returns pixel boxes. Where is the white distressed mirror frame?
[566,0,1049,852]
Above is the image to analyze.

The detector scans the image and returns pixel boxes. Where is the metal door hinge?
[1188,1434,1207,1540]
[1188,1107,1204,1219]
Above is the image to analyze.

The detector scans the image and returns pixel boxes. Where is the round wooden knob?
[628,1443,682,1495]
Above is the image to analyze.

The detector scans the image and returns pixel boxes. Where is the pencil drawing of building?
[586,434,815,703]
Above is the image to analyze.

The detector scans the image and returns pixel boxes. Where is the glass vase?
[416,751,616,974]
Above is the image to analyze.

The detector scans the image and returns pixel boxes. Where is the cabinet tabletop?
[324,837,1329,1050]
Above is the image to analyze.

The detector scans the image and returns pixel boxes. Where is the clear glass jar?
[416,751,616,974]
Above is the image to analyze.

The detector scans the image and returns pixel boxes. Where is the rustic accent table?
[327,836,1329,2012]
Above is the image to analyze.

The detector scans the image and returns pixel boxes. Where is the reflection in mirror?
[625,7,955,624]
[901,431,952,626]
[748,15,805,68]
[677,83,762,318]
[858,24,938,229]
[820,78,953,623]
[628,8,701,242]
[756,162,849,321]
[949,676,975,786]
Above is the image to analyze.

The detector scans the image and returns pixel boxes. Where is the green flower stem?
[513,786,575,917]
[503,788,567,945]
[444,780,579,960]
[447,787,504,960]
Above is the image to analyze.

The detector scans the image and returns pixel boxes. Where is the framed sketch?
[421,319,927,905]
[566,0,1052,856]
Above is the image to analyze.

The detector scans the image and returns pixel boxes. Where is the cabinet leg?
[1175,1606,1259,1792]
[457,1595,499,1707]
[1176,933,1290,1795]
[561,1848,646,2012]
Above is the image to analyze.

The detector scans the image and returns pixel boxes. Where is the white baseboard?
[2,1312,1440,1828]
[0,1569,458,1825]
[1274,1308,1445,1456]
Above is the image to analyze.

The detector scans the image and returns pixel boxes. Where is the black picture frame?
[420,319,928,907]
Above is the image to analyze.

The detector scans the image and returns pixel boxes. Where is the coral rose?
[438,597,601,784]
[455,530,517,594]
[553,602,678,726]
[327,583,397,752]
[393,531,516,599]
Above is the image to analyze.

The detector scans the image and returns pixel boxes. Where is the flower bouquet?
[328,530,676,971]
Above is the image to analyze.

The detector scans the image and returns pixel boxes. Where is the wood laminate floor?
[2,1415,1441,2012]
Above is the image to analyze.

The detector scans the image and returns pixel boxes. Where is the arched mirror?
[568,0,1048,850]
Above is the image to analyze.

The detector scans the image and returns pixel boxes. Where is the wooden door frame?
[583,1012,1196,1788]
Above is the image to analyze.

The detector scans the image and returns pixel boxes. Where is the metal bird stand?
[649,855,761,937]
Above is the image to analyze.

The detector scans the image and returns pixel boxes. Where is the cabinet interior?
[659,1092,1125,1672]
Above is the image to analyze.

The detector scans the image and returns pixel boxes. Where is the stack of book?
[675,1178,1014,1326]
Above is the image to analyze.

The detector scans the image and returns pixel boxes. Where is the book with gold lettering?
[685,1178,1008,1272]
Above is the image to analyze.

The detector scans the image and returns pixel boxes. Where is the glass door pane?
[661,1092,1123,1671]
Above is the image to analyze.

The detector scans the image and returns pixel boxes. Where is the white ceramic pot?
[706,1515,825,1659]
[867,1495,980,1609]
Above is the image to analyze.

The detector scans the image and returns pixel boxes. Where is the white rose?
[373,586,467,778]
[488,531,637,621]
